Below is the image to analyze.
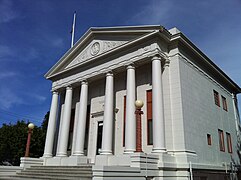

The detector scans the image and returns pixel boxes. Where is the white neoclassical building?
[39,25,241,179]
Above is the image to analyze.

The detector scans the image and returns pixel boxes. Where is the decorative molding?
[91,111,104,118]
[91,108,119,118]
[163,58,170,68]
[66,40,127,69]
[171,53,232,96]
[52,43,165,91]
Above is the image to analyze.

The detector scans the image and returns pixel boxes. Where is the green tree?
[0,112,49,166]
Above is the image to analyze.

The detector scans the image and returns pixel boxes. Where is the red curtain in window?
[147,90,153,145]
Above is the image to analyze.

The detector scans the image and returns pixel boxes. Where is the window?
[147,90,153,145]
[218,129,225,152]
[213,90,220,107]
[123,96,126,147]
[222,96,228,111]
[207,134,212,145]
[226,132,232,153]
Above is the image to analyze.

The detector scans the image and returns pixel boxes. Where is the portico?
[43,55,168,164]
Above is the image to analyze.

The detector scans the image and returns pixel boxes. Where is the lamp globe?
[28,123,35,130]
[135,100,144,109]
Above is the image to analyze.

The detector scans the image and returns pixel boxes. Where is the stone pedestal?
[44,156,89,166]
[131,152,159,170]
[95,154,131,166]
[20,157,43,169]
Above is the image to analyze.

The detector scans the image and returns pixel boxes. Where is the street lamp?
[24,123,35,157]
[135,100,144,152]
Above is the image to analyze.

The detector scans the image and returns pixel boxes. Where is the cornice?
[51,42,164,91]
[170,33,241,94]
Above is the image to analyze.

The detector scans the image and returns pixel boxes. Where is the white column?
[101,72,114,155]
[71,102,79,155]
[152,56,166,153]
[124,65,136,153]
[43,91,59,157]
[56,86,73,157]
[73,81,88,156]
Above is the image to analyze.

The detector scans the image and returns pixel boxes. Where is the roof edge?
[171,32,241,94]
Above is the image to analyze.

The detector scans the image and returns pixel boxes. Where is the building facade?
[42,25,241,179]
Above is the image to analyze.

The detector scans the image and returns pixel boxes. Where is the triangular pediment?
[66,39,128,69]
[45,25,165,79]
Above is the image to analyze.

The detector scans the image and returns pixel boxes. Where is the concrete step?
[17,171,92,177]
[27,167,92,171]
[3,165,93,180]
[23,169,92,174]
[31,165,92,168]
[10,174,91,180]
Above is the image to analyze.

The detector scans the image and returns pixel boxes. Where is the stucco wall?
[178,53,239,166]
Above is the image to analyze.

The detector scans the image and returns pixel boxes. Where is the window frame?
[226,132,232,153]
[207,134,212,146]
[213,90,220,107]
[218,129,225,152]
[222,95,228,111]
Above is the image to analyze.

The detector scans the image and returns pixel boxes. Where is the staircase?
[1,165,92,180]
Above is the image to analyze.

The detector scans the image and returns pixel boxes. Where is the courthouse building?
[40,25,241,179]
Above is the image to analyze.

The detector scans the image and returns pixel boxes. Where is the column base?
[43,153,53,158]
[100,149,112,155]
[152,147,166,153]
[72,151,84,156]
[55,152,67,157]
[124,148,135,154]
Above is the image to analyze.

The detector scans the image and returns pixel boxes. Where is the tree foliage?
[0,112,49,166]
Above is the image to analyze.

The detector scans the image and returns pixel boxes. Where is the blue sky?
[0,0,241,126]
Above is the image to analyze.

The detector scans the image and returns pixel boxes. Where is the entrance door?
[96,122,103,155]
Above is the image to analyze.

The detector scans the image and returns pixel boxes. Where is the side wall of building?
[178,52,239,167]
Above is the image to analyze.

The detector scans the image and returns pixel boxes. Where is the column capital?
[126,63,135,70]
[51,90,59,95]
[106,72,113,77]
[151,55,162,61]
[66,86,73,90]
[150,51,168,62]
[163,58,170,68]
[81,80,88,85]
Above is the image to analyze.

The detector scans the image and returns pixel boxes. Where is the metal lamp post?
[25,123,35,157]
[135,100,144,152]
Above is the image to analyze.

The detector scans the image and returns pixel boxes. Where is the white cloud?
[0,72,17,79]
[51,37,64,48]
[29,94,47,102]
[0,45,12,58]
[126,0,172,25]
[0,45,40,62]
[0,87,23,109]
[24,48,39,61]
[0,0,18,23]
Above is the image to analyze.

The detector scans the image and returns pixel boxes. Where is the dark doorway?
[96,122,103,155]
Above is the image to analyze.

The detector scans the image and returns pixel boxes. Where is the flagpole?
[71,11,76,48]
